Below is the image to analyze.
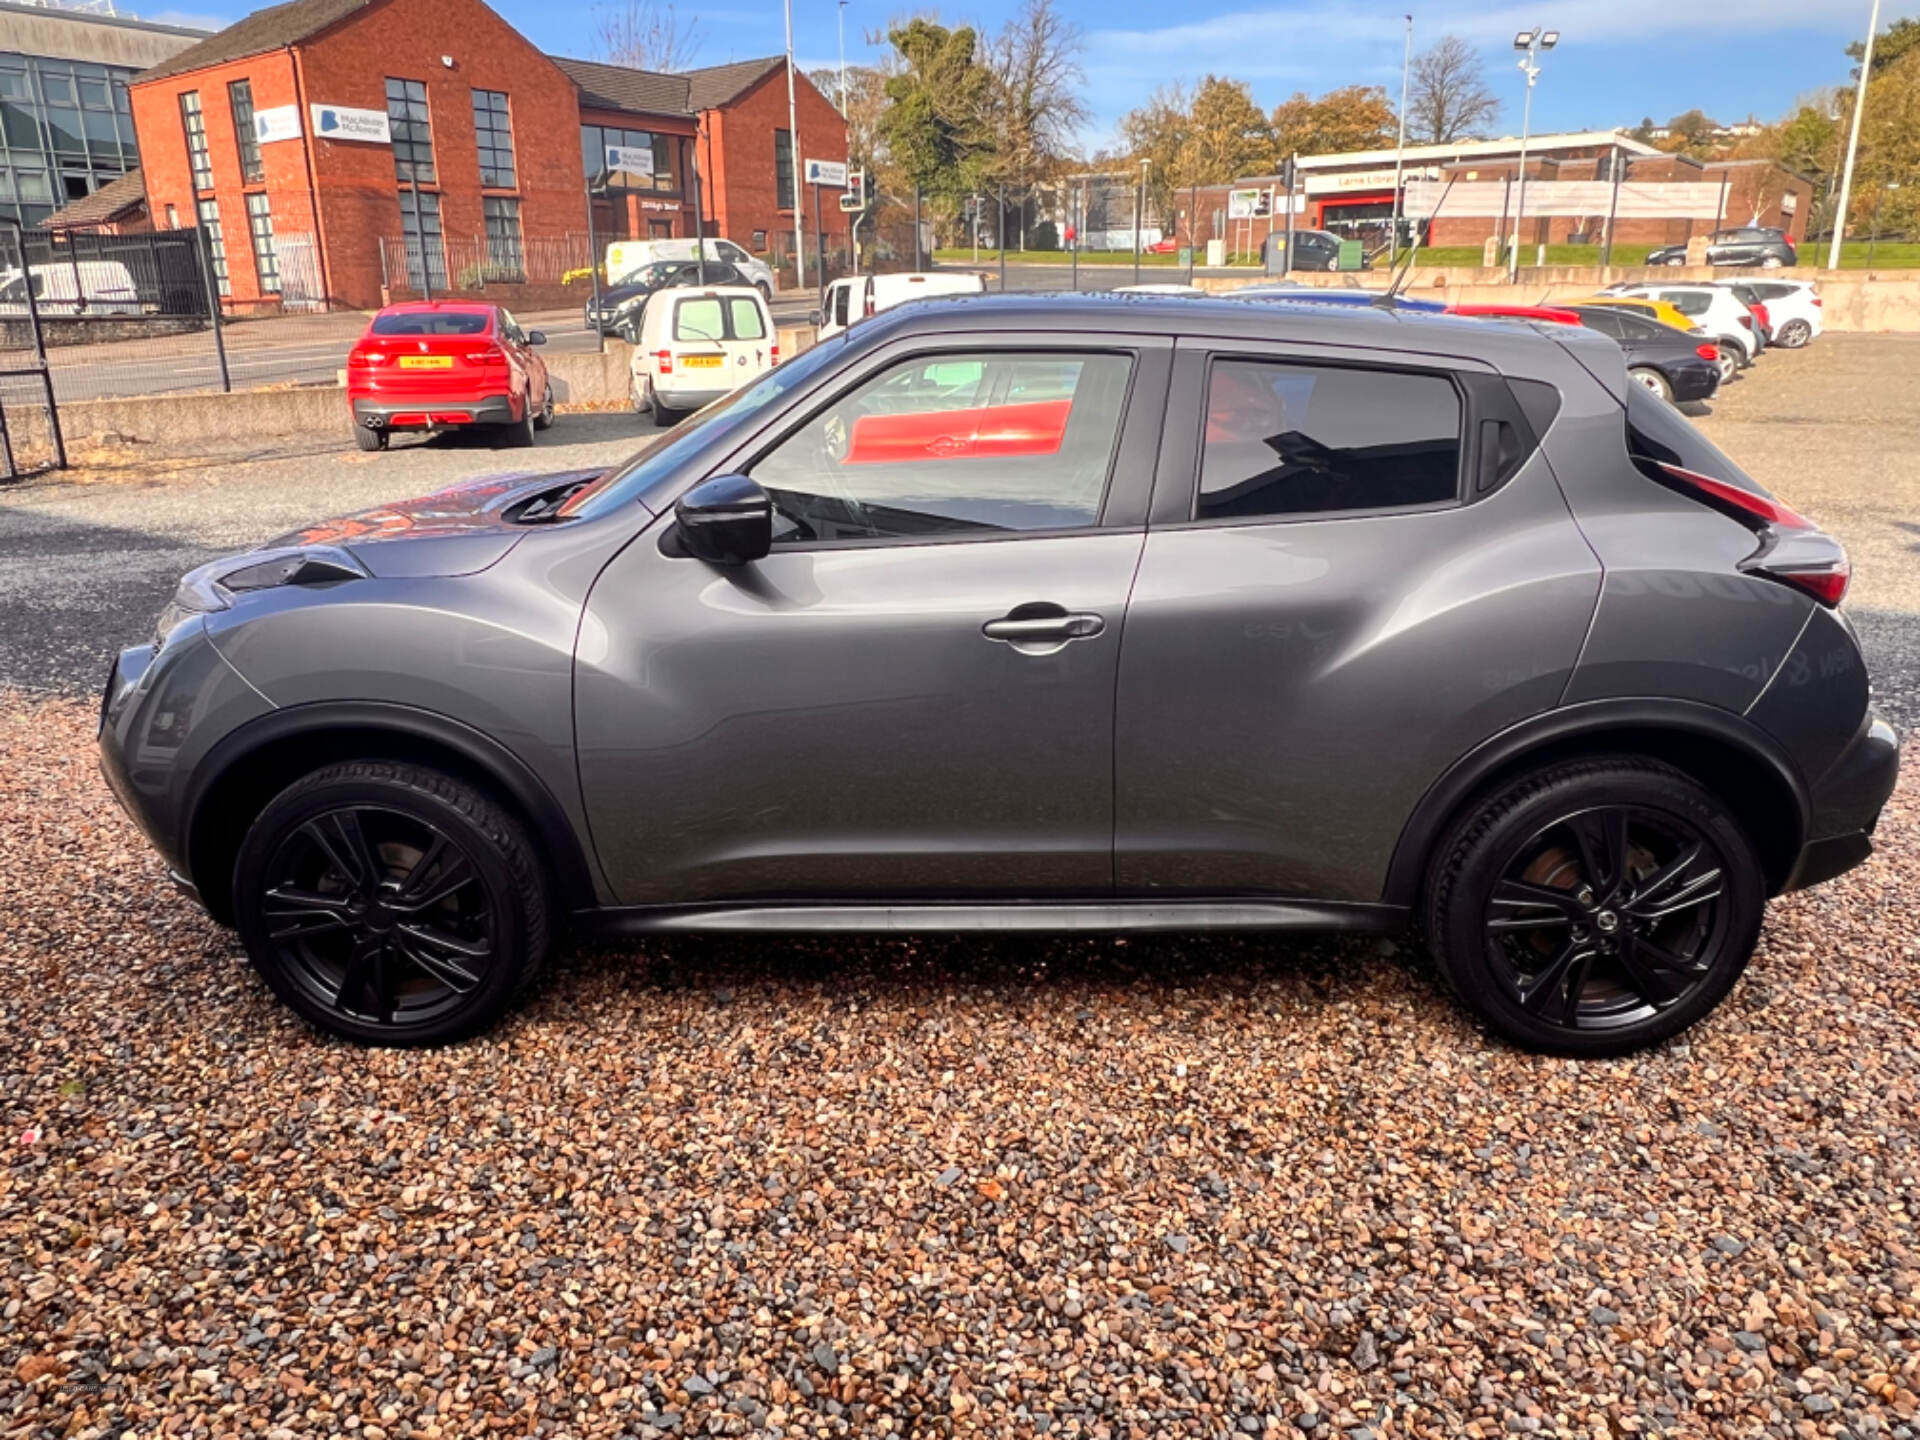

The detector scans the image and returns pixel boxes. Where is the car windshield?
[558,336,850,520]
[371,310,491,336]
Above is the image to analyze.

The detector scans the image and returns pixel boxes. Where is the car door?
[574,336,1171,906]
[498,307,545,408]
[1112,341,1601,903]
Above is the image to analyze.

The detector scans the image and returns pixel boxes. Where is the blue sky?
[146,0,1911,152]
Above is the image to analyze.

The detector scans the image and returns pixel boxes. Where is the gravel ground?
[3,335,1919,1440]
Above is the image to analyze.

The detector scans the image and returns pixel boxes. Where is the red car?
[345,301,553,452]
[1447,303,1583,325]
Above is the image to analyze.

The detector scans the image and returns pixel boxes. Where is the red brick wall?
[130,50,313,311]
[579,103,697,246]
[701,66,849,272]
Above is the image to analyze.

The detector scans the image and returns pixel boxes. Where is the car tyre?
[756,281,772,303]
[533,384,555,430]
[1776,319,1812,348]
[501,396,537,447]
[1666,255,1687,267]
[1424,756,1765,1057]
[353,424,388,453]
[1762,256,1785,269]
[232,760,552,1047]
[1627,366,1672,403]
[1714,352,1738,385]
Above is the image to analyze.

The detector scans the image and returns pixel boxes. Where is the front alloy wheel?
[234,761,550,1045]
[1426,757,1764,1055]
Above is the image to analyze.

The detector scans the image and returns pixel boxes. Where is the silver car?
[100,296,1897,1054]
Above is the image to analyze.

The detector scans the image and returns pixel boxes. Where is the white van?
[629,285,778,423]
[0,260,141,316]
[813,271,988,338]
[606,238,774,299]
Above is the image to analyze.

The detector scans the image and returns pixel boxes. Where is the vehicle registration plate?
[398,355,453,369]
[681,354,723,369]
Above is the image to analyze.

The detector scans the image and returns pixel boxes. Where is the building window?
[751,229,767,251]
[399,187,446,292]
[482,195,524,282]
[0,56,138,230]
[471,88,515,189]
[246,192,279,292]
[230,79,263,184]
[774,129,794,211]
[180,91,213,191]
[384,76,435,184]
[196,196,228,297]
[578,123,677,195]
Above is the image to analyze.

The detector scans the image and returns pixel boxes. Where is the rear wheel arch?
[1385,702,1810,908]
[184,703,600,925]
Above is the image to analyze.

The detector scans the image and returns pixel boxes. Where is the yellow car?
[1564,295,1696,332]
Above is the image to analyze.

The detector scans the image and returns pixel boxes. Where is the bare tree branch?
[1408,35,1499,144]
[592,0,702,73]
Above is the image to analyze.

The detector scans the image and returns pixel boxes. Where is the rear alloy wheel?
[1628,366,1672,403]
[1762,255,1785,269]
[533,384,555,430]
[353,424,388,452]
[1666,255,1687,267]
[1714,351,1738,386]
[233,761,550,1046]
[1426,757,1764,1056]
[1776,319,1812,349]
[502,394,537,447]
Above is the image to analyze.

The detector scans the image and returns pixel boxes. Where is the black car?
[1648,227,1798,269]
[587,260,747,337]
[1263,228,1354,273]
[1568,305,1721,404]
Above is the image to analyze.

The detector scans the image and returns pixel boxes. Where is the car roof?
[376,300,495,315]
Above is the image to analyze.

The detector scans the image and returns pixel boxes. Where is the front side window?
[246,192,278,292]
[748,350,1134,543]
[229,80,262,183]
[482,195,524,281]
[385,77,435,183]
[180,91,212,191]
[1196,359,1461,521]
[471,88,514,188]
[196,196,227,296]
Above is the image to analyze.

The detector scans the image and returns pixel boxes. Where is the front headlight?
[154,545,368,644]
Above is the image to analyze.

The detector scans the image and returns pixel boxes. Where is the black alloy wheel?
[1426,757,1765,1055]
[234,761,550,1045]
[1483,805,1730,1031]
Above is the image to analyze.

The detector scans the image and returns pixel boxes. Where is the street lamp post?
[783,0,804,289]
[1508,25,1558,283]
[1389,14,1412,269]
[837,0,850,115]
[1829,0,1883,271]
[1134,158,1148,284]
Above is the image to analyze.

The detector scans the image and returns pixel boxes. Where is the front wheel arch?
[1384,704,1809,910]
[184,705,602,925]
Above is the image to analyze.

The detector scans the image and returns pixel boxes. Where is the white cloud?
[139,7,234,30]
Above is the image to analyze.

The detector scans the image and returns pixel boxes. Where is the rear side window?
[674,297,724,341]
[727,297,766,339]
[371,310,491,336]
[1625,383,1771,498]
[1665,292,1709,317]
[1196,360,1462,521]
[750,350,1134,541]
[1576,308,1626,339]
[1613,311,1669,340]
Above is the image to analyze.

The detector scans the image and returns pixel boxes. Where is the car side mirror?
[528,330,547,346]
[809,309,823,327]
[674,474,772,565]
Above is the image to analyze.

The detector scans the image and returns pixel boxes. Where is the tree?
[591,0,700,72]
[1656,108,1721,158]
[1850,16,1920,78]
[984,0,1087,184]
[877,19,998,207]
[1118,82,1192,214]
[1182,76,1274,186]
[1270,84,1396,158]
[1406,35,1499,143]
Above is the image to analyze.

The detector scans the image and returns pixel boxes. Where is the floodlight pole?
[1508,26,1554,283]
[837,0,850,115]
[1828,0,1883,271]
[1390,14,1412,268]
[784,0,804,288]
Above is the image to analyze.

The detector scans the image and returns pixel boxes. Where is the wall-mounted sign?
[1303,165,1440,196]
[1227,188,1271,219]
[310,104,390,144]
[606,144,655,177]
[804,158,848,188]
[253,104,302,144]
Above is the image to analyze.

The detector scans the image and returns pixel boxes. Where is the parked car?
[595,259,749,340]
[1606,283,1762,371]
[103,294,1895,1056]
[1568,294,1700,334]
[607,237,774,299]
[813,271,988,339]
[1646,227,1797,269]
[1566,304,1721,403]
[1447,303,1582,325]
[0,259,141,316]
[629,284,777,423]
[1114,283,1207,296]
[345,302,552,452]
[1230,284,1447,312]
[1727,279,1823,348]
[1262,228,1353,273]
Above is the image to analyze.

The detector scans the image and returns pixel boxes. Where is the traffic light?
[839,169,868,213]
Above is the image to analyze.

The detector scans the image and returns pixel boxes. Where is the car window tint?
[1577,308,1626,338]
[728,297,766,339]
[831,283,851,326]
[370,311,490,336]
[1614,311,1668,340]
[1667,292,1709,316]
[1196,359,1461,521]
[674,297,725,342]
[750,350,1133,542]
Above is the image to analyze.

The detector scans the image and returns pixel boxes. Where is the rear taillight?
[770,343,780,365]
[464,347,506,367]
[1653,461,1812,530]
[1763,559,1849,606]
[1696,343,1719,362]
[1813,294,1823,307]
[1754,304,1771,329]
[655,349,673,373]
[1737,314,1753,330]
[348,348,385,367]
[1650,461,1849,606]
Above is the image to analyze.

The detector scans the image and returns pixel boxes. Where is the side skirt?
[576,899,1410,937]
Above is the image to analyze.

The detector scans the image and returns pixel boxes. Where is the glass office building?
[0,52,142,231]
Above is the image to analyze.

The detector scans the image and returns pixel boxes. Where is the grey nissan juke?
[100,294,1898,1055]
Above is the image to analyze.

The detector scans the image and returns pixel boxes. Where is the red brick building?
[125,0,846,311]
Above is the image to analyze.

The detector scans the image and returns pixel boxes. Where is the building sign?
[1403,178,1728,220]
[253,104,302,144]
[1304,165,1440,196]
[1227,188,1271,219]
[310,104,390,144]
[639,199,676,212]
[804,158,848,188]
[606,145,655,177]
